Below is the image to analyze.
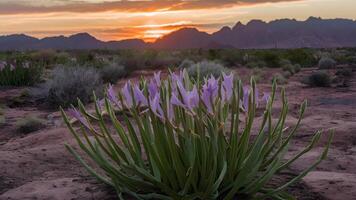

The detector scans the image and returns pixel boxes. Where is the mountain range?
[1,17,356,50]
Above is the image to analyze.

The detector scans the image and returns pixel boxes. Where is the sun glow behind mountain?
[0,0,355,42]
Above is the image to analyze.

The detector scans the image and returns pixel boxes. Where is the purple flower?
[148,79,159,99]
[68,108,90,129]
[171,70,184,85]
[222,73,234,102]
[153,71,161,86]
[201,76,219,113]
[107,84,121,108]
[171,82,199,111]
[150,93,164,120]
[133,84,148,106]
[241,86,270,111]
[121,82,133,108]
[242,86,250,111]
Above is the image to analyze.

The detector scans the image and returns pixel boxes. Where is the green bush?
[100,64,129,84]
[187,60,230,79]
[35,66,103,108]
[0,60,44,86]
[63,71,332,199]
[16,116,46,134]
[304,71,331,87]
[318,57,336,69]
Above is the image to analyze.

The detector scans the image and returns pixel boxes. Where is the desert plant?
[178,59,194,69]
[335,68,353,77]
[318,57,336,69]
[187,60,230,79]
[62,71,332,199]
[246,61,266,69]
[36,66,103,108]
[273,73,288,84]
[303,71,331,87]
[16,116,46,134]
[100,64,129,84]
[0,60,44,86]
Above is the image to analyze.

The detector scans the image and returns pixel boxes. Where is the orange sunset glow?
[0,0,356,42]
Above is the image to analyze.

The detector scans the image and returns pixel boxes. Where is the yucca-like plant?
[0,60,44,86]
[62,70,332,200]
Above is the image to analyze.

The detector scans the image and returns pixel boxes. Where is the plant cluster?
[0,60,44,86]
[34,66,103,108]
[63,70,332,199]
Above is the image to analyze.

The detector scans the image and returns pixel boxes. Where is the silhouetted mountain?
[1,17,356,50]
[212,17,356,48]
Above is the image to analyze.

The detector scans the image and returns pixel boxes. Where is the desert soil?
[0,67,355,200]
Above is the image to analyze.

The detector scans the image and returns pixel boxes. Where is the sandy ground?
[0,67,355,200]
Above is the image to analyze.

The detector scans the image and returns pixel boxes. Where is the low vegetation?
[318,57,336,69]
[187,60,230,79]
[100,64,128,84]
[34,66,103,108]
[303,71,332,87]
[0,59,44,86]
[16,116,46,134]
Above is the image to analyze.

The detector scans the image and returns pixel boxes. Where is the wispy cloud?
[0,0,302,14]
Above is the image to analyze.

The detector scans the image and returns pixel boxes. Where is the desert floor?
[0,67,355,200]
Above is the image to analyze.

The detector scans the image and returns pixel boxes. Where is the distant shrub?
[35,66,103,108]
[0,60,44,86]
[318,57,336,69]
[179,59,194,69]
[335,68,353,77]
[100,64,128,84]
[273,73,288,84]
[246,61,266,68]
[16,116,46,134]
[303,71,331,87]
[284,49,316,67]
[187,60,229,79]
[294,64,301,73]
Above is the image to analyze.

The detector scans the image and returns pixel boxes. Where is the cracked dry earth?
[0,68,355,200]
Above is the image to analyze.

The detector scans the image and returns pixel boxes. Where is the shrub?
[246,61,266,68]
[187,60,230,79]
[0,60,44,86]
[318,57,336,69]
[273,73,288,84]
[100,64,128,84]
[35,66,103,108]
[304,71,331,87]
[62,71,332,199]
[335,68,353,77]
[16,116,46,134]
[294,64,301,73]
[178,59,194,69]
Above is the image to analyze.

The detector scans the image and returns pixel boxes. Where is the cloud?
[0,0,303,15]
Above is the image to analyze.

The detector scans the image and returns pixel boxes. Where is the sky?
[0,0,355,42]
